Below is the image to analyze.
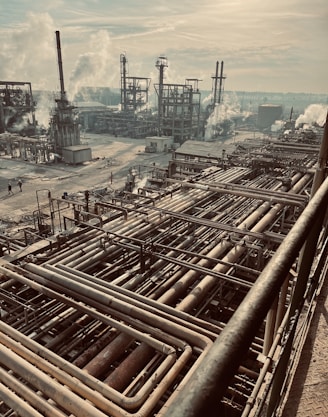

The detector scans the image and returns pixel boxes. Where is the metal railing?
[161,174,328,417]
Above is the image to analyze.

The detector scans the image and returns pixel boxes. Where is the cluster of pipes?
[0,134,325,416]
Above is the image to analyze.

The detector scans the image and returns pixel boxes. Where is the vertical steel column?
[156,56,168,136]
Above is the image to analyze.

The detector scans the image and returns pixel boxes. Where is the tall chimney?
[55,30,66,100]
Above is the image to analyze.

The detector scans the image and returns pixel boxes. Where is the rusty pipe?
[0,342,109,417]
[0,365,67,417]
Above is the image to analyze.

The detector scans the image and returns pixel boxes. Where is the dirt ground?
[0,133,172,234]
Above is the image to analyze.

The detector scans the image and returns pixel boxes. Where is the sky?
[0,0,327,99]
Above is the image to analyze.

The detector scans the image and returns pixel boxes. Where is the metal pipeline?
[0,271,195,416]
[171,171,313,312]
[23,263,212,350]
[95,201,128,220]
[159,174,328,417]
[166,178,307,207]
[0,342,109,417]
[0,380,45,417]
[55,263,220,338]
[83,332,134,378]
[73,328,118,368]
[1,260,214,415]
[0,357,69,417]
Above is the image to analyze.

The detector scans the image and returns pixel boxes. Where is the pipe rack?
[0,136,326,417]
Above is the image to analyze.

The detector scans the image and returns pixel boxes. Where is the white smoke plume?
[68,30,117,101]
[295,104,327,128]
[35,91,53,129]
[271,120,285,132]
[0,13,57,90]
[204,92,243,140]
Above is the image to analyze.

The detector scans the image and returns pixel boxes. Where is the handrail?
[161,174,328,417]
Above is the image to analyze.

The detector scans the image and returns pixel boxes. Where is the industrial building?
[0,32,91,165]
[0,81,36,135]
[257,104,283,130]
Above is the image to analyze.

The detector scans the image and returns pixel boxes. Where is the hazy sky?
[1,0,327,98]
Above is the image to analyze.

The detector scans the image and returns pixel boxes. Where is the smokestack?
[120,54,128,112]
[155,56,168,136]
[213,61,219,105]
[55,30,66,100]
[218,61,224,104]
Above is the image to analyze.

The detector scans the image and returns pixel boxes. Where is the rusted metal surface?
[1,133,327,416]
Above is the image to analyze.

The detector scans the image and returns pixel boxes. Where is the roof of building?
[75,101,107,109]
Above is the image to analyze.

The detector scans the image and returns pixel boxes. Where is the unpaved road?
[0,133,171,232]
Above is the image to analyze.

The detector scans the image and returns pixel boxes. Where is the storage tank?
[257,104,283,130]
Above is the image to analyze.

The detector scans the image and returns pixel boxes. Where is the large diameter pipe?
[105,343,155,390]
[175,171,312,312]
[0,366,66,417]
[0,269,203,416]
[160,174,328,417]
[0,343,109,417]
[0,380,44,417]
[83,332,133,378]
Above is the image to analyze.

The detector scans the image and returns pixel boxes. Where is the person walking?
[8,182,13,195]
[17,179,22,192]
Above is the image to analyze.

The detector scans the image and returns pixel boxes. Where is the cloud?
[0,1,327,94]
[68,30,116,99]
[0,12,57,89]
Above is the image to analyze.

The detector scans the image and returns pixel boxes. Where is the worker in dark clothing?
[17,179,22,192]
[8,182,13,195]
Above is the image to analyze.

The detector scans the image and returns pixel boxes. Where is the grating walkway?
[281,273,328,417]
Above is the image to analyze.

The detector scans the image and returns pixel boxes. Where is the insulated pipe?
[0,366,66,417]
[174,171,313,312]
[160,174,328,417]
[166,178,307,207]
[0,380,44,417]
[0,343,109,417]
[55,264,220,339]
[24,263,212,351]
[0,268,210,416]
